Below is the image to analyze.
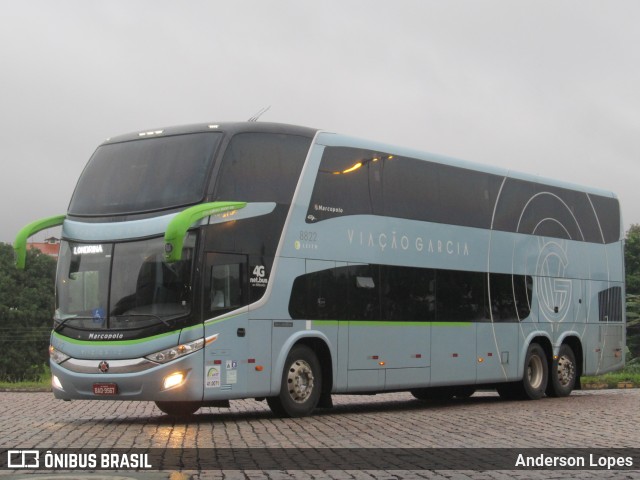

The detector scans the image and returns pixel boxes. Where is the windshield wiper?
[53,316,95,332]
[110,313,172,328]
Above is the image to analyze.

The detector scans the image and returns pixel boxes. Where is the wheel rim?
[287,359,314,403]
[527,354,544,389]
[556,355,575,387]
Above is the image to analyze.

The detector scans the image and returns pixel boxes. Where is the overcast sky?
[1,1,639,245]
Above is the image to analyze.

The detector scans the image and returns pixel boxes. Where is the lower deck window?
[289,264,532,323]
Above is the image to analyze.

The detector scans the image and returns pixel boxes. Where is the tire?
[267,344,321,418]
[497,343,548,400]
[154,401,201,417]
[546,344,577,397]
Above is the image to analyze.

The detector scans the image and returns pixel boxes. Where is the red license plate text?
[93,383,118,395]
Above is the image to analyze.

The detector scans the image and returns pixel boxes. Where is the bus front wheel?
[267,344,321,418]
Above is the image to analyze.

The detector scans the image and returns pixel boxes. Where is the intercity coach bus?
[15,122,625,417]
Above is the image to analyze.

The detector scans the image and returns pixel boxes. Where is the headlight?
[49,345,69,364]
[145,338,204,364]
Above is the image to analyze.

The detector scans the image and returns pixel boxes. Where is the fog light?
[163,372,185,390]
[52,375,63,390]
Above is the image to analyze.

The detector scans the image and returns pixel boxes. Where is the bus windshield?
[55,234,196,331]
[68,132,222,215]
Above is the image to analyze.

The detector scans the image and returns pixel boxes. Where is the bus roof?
[101,122,318,145]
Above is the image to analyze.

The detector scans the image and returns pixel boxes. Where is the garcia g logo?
[536,239,572,322]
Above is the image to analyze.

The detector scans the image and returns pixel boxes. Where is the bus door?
[202,252,252,397]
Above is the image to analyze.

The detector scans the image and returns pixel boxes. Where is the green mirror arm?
[14,214,66,269]
[164,201,247,262]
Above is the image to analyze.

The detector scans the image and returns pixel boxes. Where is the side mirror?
[14,214,66,269]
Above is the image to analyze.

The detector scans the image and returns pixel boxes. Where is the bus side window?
[205,253,247,316]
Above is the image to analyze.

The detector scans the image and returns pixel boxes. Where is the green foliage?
[627,294,640,360]
[626,224,640,295]
[625,226,640,361]
[0,243,56,381]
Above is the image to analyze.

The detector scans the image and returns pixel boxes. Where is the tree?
[0,243,56,381]
[625,224,640,295]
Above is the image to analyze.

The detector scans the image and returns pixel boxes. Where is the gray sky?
[2,0,639,244]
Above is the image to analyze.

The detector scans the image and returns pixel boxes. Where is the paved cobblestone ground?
[1,389,639,479]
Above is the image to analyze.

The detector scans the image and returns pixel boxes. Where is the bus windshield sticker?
[205,365,221,388]
[250,265,268,288]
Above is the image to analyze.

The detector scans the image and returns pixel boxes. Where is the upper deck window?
[69,132,222,215]
[214,132,312,205]
[306,146,621,244]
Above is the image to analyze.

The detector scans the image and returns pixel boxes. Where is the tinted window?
[381,156,439,221]
[589,194,621,244]
[306,147,376,222]
[488,273,532,322]
[205,253,248,317]
[289,267,344,320]
[290,264,532,323]
[492,178,620,244]
[598,286,623,322]
[215,133,311,205]
[383,157,502,228]
[348,265,381,320]
[307,147,502,228]
[307,148,620,244]
[69,133,221,215]
[436,270,486,322]
[380,265,435,322]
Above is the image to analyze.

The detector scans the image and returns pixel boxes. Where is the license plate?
[93,383,118,395]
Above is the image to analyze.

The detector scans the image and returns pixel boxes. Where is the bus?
[15,122,625,418]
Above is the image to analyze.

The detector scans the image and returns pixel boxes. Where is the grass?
[581,371,640,389]
[0,368,51,390]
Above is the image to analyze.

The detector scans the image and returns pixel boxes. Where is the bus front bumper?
[50,349,205,402]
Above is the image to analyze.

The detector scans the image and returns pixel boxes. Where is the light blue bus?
[15,122,625,417]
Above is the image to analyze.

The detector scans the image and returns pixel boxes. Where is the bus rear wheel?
[155,401,201,417]
[267,344,321,418]
[522,343,548,399]
[546,344,576,397]
[498,343,548,400]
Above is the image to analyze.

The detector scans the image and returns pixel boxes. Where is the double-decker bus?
[15,122,625,417]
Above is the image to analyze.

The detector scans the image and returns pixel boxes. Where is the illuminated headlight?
[49,345,69,364]
[163,371,186,390]
[145,338,204,364]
